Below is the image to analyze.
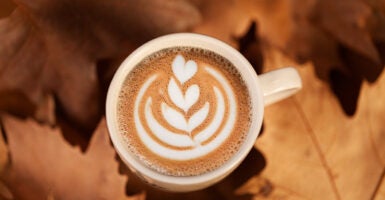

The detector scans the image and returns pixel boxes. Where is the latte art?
[134,54,236,160]
[118,47,251,176]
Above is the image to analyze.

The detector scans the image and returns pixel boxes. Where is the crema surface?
[118,47,252,176]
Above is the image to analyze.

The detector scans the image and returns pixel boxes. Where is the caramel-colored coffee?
[118,47,251,176]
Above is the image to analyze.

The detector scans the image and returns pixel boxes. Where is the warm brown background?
[0,0,385,199]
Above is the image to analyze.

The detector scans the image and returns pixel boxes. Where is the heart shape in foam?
[168,78,199,113]
[172,55,197,84]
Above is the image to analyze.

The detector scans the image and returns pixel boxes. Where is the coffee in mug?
[106,33,302,192]
[117,47,252,176]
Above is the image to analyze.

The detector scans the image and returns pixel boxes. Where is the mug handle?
[258,67,302,106]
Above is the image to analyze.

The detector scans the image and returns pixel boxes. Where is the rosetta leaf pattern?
[168,78,199,113]
[161,102,188,131]
[188,102,210,132]
[161,55,210,135]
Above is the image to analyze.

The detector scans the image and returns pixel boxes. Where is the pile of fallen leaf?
[1,0,385,199]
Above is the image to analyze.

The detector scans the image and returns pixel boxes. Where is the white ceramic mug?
[106,33,302,192]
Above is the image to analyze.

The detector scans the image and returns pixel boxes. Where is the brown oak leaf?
[0,123,8,176]
[0,0,14,18]
[236,48,385,200]
[0,0,201,129]
[33,94,56,125]
[193,0,385,115]
[0,180,13,200]
[192,0,253,47]
[1,115,144,200]
[312,0,380,63]
[375,176,385,200]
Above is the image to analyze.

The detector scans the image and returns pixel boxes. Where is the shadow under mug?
[106,33,302,192]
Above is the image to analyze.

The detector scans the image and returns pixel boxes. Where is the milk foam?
[161,101,210,133]
[133,55,237,160]
[118,47,252,176]
[172,55,197,84]
[168,77,200,113]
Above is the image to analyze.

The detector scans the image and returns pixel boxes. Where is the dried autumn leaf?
[237,49,385,200]
[194,0,385,115]
[33,94,56,125]
[1,116,144,200]
[0,0,14,18]
[312,0,380,64]
[375,177,385,200]
[0,123,8,174]
[193,0,252,46]
[0,0,201,129]
[0,100,11,199]
[367,0,385,42]
[0,180,13,200]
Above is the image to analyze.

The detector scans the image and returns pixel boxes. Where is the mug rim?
[106,33,264,189]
